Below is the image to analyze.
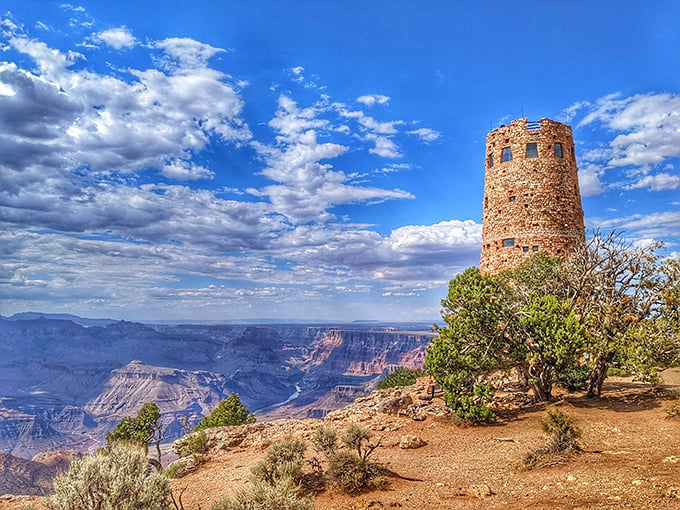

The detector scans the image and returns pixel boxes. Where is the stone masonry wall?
[480,118,585,274]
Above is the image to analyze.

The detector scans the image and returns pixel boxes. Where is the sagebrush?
[48,442,169,510]
[211,436,314,510]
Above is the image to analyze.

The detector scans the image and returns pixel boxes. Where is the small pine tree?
[377,367,425,390]
[106,402,165,464]
[194,393,255,431]
[523,408,582,469]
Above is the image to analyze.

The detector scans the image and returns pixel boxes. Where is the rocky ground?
[2,370,680,510]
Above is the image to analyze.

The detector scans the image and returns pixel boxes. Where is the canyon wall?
[0,317,432,458]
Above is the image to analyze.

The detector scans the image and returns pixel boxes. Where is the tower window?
[503,238,515,248]
[488,154,494,167]
[532,245,539,252]
[501,147,512,162]
[554,143,563,158]
[509,195,516,202]
[525,143,538,158]
[522,246,529,252]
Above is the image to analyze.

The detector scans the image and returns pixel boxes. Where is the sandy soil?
[3,369,680,510]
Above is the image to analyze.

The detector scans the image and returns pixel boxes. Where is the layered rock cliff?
[0,316,432,459]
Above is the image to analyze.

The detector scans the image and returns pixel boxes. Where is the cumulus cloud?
[252,95,413,223]
[0,18,455,320]
[357,94,390,106]
[578,163,606,196]
[91,26,136,49]
[626,172,680,191]
[0,24,250,182]
[152,37,225,70]
[594,211,680,243]
[578,92,680,168]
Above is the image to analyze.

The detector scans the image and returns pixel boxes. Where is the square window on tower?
[526,143,538,158]
[501,147,512,162]
[488,154,494,167]
[503,238,515,248]
[554,142,563,158]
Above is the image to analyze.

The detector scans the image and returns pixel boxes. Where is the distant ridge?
[4,312,436,330]
[3,312,118,328]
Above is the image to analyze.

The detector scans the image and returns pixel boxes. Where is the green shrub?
[211,475,314,510]
[556,364,591,391]
[194,393,255,431]
[48,442,169,510]
[211,436,314,510]
[377,368,425,390]
[523,408,582,469]
[250,436,307,486]
[178,429,209,457]
[606,367,630,377]
[164,461,188,479]
[312,425,338,458]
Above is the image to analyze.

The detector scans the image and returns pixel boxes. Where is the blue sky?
[1,1,679,321]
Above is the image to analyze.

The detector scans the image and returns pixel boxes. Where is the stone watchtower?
[480,118,585,274]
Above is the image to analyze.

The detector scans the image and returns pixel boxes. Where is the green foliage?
[250,436,307,486]
[426,261,585,419]
[312,425,338,458]
[106,402,161,447]
[377,367,425,389]
[427,237,677,413]
[211,476,314,510]
[523,409,582,469]
[178,429,209,457]
[48,442,169,510]
[556,364,591,391]
[194,393,255,431]
[164,460,188,479]
[518,294,586,400]
[564,232,678,397]
[211,436,313,510]
[425,267,513,422]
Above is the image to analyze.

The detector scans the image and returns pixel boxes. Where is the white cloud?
[578,164,606,196]
[578,92,680,168]
[291,65,304,81]
[595,211,680,242]
[357,94,390,107]
[407,127,440,142]
[558,100,590,123]
[92,26,136,50]
[627,173,680,192]
[252,96,413,223]
[153,37,224,69]
[161,159,215,181]
[0,27,250,179]
[365,133,401,158]
[0,20,453,320]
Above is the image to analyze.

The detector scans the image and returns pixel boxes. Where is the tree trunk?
[521,363,553,402]
[587,353,612,398]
